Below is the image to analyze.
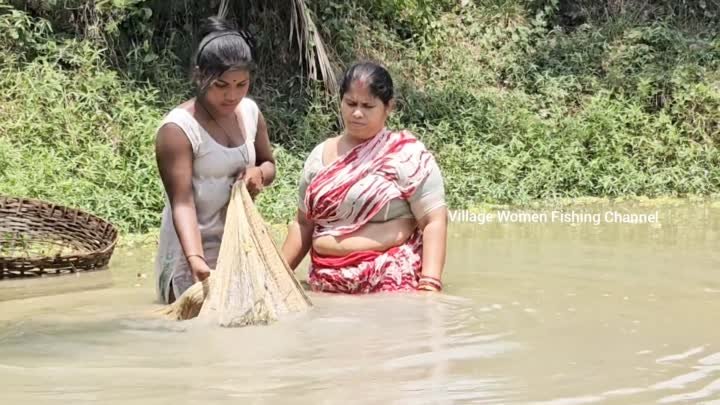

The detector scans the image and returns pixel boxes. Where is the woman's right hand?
[234,166,265,198]
[188,256,212,282]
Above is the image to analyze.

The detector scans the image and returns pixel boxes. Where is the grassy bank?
[1,1,718,233]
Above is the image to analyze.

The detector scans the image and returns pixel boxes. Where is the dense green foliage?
[1,1,718,232]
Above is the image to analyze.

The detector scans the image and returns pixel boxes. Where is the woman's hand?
[235,166,264,198]
[188,256,212,282]
[281,209,315,271]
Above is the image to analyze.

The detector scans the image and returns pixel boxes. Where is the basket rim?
[0,194,119,263]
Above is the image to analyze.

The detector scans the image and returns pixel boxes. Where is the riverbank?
[1,2,718,233]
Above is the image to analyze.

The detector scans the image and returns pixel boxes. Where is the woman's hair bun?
[199,16,237,38]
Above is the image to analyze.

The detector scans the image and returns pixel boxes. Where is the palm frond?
[289,0,338,94]
[217,0,230,19]
[213,0,336,94]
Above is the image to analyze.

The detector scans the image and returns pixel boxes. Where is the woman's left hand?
[236,166,264,198]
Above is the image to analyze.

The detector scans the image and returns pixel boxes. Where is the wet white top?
[154,98,259,303]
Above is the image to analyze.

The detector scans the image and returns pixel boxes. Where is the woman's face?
[341,79,393,141]
[201,69,250,116]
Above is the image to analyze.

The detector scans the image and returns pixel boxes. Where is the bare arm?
[243,112,276,197]
[155,123,210,281]
[281,209,315,271]
[254,112,276,185]
[417,206,448,282]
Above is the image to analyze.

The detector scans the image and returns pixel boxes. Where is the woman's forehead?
[218,69,250,82]
[343,80,378,100]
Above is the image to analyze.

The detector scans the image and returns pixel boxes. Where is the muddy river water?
[1,202,718,404]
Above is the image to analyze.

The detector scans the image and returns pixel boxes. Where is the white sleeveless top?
[154,98,259,303]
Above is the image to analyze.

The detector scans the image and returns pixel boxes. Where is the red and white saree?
[303,129,436,293]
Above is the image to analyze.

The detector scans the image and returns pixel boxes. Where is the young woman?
[154,17,276,304]
[282,62,448,294]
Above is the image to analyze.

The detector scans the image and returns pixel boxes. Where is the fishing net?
[155,183,312,326]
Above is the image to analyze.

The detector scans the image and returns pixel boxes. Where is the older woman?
[281,62,447,293]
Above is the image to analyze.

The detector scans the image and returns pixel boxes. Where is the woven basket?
[0,196,118,279]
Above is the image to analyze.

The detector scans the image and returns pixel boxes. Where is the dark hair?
[193,17,256,93]
[339,62,394,105]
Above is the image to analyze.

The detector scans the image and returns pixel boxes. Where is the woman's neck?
[340,133,366,147]
[341,127,386,147]
[195,96,231,120]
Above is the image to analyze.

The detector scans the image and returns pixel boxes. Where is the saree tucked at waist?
[303,129,435,293]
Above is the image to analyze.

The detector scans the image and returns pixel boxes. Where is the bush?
[1,1,718,234]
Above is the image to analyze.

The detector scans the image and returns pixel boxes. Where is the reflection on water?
[0,201,719,404]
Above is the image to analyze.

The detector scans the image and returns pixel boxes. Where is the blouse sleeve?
[298,142,325,213]
[407,158,446,219]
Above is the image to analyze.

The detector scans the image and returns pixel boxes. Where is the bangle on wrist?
[186,254,206,264]
[417,283,441,292]
[418,275,443,291]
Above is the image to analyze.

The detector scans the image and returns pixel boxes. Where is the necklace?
[196,98,240,147]
[195,98,251,166]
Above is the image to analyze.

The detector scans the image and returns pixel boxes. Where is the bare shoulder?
[157,121,185,139]
[156,122,191,152]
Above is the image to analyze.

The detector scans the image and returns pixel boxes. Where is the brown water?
[1,202,719,405]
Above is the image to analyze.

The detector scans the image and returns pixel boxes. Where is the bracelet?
[186,254,206,263]
[417,282,441,292]
[418,275,443,291]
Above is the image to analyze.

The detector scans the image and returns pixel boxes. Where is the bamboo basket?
[0,196,118,279]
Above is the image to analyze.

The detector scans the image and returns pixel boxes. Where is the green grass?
[0,1,718,234]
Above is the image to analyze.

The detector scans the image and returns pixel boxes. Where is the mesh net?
[155,183,312,326]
